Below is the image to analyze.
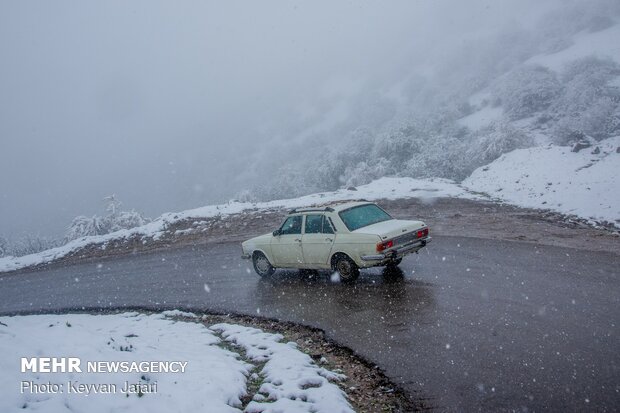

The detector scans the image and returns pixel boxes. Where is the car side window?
[305,215,323,234]
[280,216,302,235]
[322,216,334,234]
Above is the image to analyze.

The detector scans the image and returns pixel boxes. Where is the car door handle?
[294,238,302,242]
[325,238,333,242]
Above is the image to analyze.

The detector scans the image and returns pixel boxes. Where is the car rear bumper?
[361,236,432,262]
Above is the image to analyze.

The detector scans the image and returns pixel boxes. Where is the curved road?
[1,236,618,412]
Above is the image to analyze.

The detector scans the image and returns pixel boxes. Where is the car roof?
[288,201,373,215]
[329,201,373,212]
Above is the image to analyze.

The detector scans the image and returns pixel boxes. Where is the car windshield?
[338,204,392,231]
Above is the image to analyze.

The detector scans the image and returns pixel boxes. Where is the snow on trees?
[65,195,150,242]
[550,57,620,143]
[0,237,8,258]
[0,234,60,258]
[491,65,561,121]
[469,122,534,167]
[65,215,106,242]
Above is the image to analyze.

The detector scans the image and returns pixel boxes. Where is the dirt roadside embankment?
[6,197,620,273]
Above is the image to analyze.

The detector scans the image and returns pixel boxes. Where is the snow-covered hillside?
[463,137,620,226]
[254,10,620,201]
[460,20,620,138]
[527,22,620,71]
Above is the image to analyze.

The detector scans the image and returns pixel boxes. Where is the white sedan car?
[241,201,431,281]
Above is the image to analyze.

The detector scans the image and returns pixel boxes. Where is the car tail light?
[376,240,394,252]
[417,228,429,238]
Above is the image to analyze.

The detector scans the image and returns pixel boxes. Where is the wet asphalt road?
[0,236,618,412]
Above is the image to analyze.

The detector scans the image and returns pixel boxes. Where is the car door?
[271,215,304,266]
[301,214,335,266]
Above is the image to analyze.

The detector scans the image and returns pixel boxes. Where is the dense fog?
[1,0,619,248]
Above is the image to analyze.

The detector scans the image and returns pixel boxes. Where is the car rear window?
[305,214,335,234]
[305,215,323,233]
[338,204,392,231]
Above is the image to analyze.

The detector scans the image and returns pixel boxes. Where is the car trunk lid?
[352,219,426,242]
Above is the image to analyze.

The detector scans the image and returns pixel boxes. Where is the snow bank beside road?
[0,312,353,413]
[463,136,620,226]
[213,324,353,413]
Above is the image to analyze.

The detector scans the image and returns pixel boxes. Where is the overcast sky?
[0,0,561,239]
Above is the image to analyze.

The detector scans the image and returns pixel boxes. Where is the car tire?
[332,254,360,283]
[252,252,275,277]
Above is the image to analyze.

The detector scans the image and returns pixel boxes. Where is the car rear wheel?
[386,258,402,267]
[252,252,275,277]
[332,254,359,282]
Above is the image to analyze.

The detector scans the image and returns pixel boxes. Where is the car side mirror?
[272,229,281,236]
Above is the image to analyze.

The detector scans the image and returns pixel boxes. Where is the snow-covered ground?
[463,136,620,225]
[213,324,351,413]
[0,311,353,413]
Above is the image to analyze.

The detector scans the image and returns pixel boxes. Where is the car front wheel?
[252,252,275,277]
[332,254,359,282]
